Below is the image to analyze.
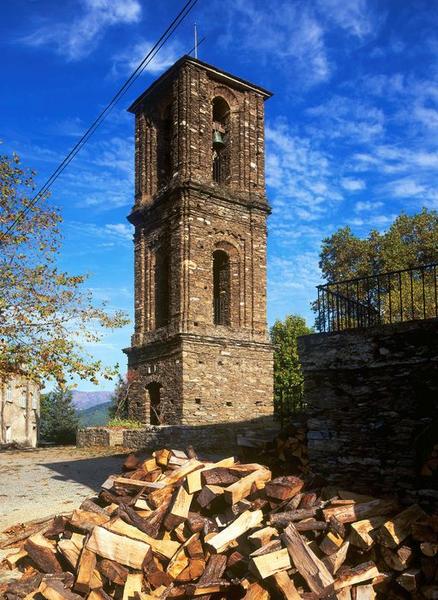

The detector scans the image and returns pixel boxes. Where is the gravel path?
[0,446,130,534]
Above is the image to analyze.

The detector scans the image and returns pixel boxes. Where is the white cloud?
[218,0,330,86]
[306,95,385,142]
[112,39,182,77]
[316,0,381,39]
[341,177,366,191]
[386,178,426,198]
[355,200,383,211]
[266,120,342,223]
[67,221,133,244]
[21,0,142,60]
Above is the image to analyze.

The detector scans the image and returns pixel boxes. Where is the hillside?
[72,390,112,411]
[77,401,112,427]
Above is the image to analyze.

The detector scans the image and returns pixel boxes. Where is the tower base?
[124,334,273,426]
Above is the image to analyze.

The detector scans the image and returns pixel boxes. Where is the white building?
[0,375,40,447]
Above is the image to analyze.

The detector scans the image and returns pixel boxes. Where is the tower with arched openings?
[124,56,273,427]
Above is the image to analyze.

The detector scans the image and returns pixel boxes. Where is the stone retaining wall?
[77,416,275,453]
[298,318,438,498]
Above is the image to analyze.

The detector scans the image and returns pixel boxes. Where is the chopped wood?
[242,582,270,600]
[122,572,143,600]
[396,567,421,593]
[271,570,301,599]
[97,559,128,585]
[281,522,334,595]
[376,504,426,548]
[269,507,317,527]
[354,584,376,599]
[24,535,63,574]
[86,526,151,570]
[3,445,435,600]
[69,510,110,532]
[248,526,278,548]
[349,517,386,549]
[106,517,180,560]
[39,579,83,600]
[164,486,193,530]
[324,540,350,575]
[250,547,291,579]
[322,499,397,524]
[265,475,304,501]
[380,544,413,571]
[319,531,344,555]
[223,469,271,505]
[334,562,380,591]
[206,510,263,553]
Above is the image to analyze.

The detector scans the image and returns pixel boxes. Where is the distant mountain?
[78,401,112,427]
[72,390,112,411]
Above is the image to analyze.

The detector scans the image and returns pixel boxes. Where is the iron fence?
[317,263,438,333]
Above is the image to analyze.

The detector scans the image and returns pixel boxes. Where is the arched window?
[147,382,162,425]
[155,248,169,328]
[157,105,172,189]
[212,97,230,185]
[213,250,230,325]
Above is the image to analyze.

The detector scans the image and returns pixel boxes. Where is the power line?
[1,0,199,244]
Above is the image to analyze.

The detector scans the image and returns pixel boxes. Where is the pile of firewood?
[237,422,309,476]
[1,447,437,599]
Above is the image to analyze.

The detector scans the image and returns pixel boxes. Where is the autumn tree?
[270,314,312,419]
[318,209,438,325]
[0,149,129,385]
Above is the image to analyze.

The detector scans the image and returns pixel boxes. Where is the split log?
[24,535,62,574]
[376,504,426,548]
[164,486,193,530]
[270,570,301,599]
[97,559,128,585]
[281,522,334,595]
[322,499,397,524]
[86,526,151,570]
[106,518,180,560]
[39,579,82,600]
[334,562,380,591]
[206,510,263,554]
[349,517,386,549]
[74,548,100,594]
[122,573,143,600]
[396,568,421,593]
[380,544,413,571]
[265,476,304,501]
[223,470,271,505]
[324,541,350,575]
[250,547,291,579]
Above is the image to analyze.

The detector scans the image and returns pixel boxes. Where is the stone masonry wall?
[298,318,438,498]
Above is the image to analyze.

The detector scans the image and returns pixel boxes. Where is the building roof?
[127,55,273,113]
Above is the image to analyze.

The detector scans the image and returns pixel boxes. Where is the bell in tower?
[124,56,274,444]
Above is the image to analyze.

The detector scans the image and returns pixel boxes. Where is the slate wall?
[298,318,438,499]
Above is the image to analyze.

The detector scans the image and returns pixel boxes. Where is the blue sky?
[1,0,437,390]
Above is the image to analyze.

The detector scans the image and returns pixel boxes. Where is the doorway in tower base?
[147,382,163,425]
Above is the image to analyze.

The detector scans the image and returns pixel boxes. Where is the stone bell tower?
[124,56,273,427]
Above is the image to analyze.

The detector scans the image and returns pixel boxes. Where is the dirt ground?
[0,446,132,537]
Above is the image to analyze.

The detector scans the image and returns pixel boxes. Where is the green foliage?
[0,148,130,385]
[107,418,143,429]
[39,387,79,444]
[319,209,438,281]
[318,209,438,326]
[270,314,312,418]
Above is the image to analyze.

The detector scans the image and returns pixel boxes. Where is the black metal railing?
[317,263,438,333]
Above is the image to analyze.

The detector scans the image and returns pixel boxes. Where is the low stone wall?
[77,416,275,453]
[298,318,438,499]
